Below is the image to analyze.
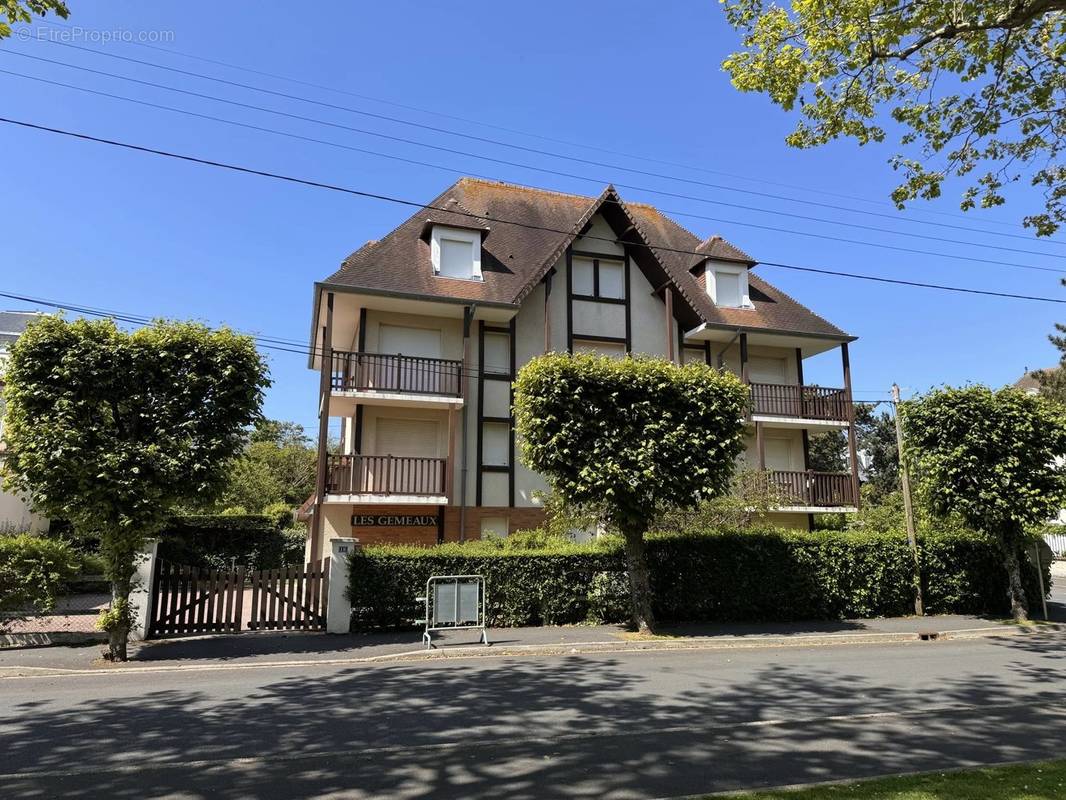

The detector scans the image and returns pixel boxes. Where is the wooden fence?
[148,558,329,638]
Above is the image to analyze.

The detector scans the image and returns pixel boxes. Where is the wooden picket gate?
[148,559,329,638]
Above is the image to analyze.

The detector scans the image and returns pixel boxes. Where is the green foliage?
[346,527,1039,630]
[808,405,899,501]
[655,468,795,532]
[721,0,1066,235]
[1,316,268,658]
[1036,334,1066,406]
[0,535,79,624]
[903,385,1066,619]
[0,0,68,39]
[903,387,1066,532]
[514,354,749,531]
[157,514,305,571]
[210,419,316,515]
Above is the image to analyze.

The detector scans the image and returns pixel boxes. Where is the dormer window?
[430,225,482,281]
[705,260,751,308]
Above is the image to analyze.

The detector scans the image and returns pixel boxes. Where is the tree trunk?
[107,576,132,662]
[620,523,655,634]
[1000,540,1029,623]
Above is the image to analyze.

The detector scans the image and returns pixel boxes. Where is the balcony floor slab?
[770,505,859,514]
[329,391,463,416]
[323,493,448,505]
[750,414,848,431]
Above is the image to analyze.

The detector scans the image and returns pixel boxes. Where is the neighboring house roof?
[1015,368,1058,394]
[0,311,41,347]
[323,178,851,339]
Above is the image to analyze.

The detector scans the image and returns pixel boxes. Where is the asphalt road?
[0,630,1064,799]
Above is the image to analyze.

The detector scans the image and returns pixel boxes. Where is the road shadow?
[3,639,1066,798]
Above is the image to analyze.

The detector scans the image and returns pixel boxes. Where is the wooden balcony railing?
[330,351,463,397]
[756,470,857,508]
[750,382,849,421]
[326,454,447,497]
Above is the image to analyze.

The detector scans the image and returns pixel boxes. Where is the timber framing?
[476,321,516,506]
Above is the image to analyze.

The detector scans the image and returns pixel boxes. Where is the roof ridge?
[457,176,597,204]
[510,186,612,304]
[613,195,708,320]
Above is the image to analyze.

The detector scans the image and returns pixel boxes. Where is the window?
[599,261,625,299]
[573,340,626,359]
[571,255,626,301]
[431,226,482,280]
[483,332,510,375]
[482,422,510,466]
[480,516,509,539]
[705,261,751,308]
[572,257,595,295]
[716,271,741,307]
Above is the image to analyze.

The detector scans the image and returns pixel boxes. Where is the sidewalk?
[1,607,1058,676]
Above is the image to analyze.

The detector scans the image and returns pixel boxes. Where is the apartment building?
[305,179,859,558]
[0,310,49,534]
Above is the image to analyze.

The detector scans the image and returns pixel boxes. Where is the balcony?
[328,351,464,412]
[750,383,849,428]
[325,454,448,504]
[754,470,858,510]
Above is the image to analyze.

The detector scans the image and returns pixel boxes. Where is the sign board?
[419,575,489,649]
[352,514,438,527]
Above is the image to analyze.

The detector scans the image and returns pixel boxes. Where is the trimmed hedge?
[0,535,81,619]
[158,515,305,571]
[347,528,1050,630]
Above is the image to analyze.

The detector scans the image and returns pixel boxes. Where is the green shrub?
[0,535,80,623]
[157,514,306,571]
[347,527,1047,630]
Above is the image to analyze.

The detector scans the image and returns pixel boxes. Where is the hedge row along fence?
[347,529,1049,630]
[158,515,305,572]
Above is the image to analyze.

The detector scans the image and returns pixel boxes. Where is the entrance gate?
[148,559,330,638]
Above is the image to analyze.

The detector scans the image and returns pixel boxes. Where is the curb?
[0,623,1039,678]
[0,631,107,650]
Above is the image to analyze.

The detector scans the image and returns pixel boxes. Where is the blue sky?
[2,1,1065,433]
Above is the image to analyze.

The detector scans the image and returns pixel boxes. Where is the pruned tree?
[722,0,1066,235]
[513,354,749,633]
[1,316,268,659]
[902,385,1066,620]
[1,1,69,39]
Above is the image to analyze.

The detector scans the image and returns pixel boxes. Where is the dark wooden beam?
[842,342,861,509]
[543,271,553,353]
[739,333,749,384]
[665,288,675,362]
[310,291,334,563]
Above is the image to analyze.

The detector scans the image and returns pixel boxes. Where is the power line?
[0,289,913,402]
[9,44,1064,253]
[2,63,1064,274]
[3,115,1065,306]
[20,20,1036,232]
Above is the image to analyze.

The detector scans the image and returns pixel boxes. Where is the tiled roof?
[324,178,851,339]
[1015,368,1059,392]
[0,311,42,346]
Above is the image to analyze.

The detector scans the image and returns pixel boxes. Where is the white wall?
[0,487,48,535]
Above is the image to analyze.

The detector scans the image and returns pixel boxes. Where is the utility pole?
[893,383,923,616]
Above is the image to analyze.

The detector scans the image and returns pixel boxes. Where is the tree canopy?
[1,1,68,39]
[722,0,1066,235]
[1,316,268,658]
[211,419,316,519]
[513,353,749,631]
[902,385,1066,619]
